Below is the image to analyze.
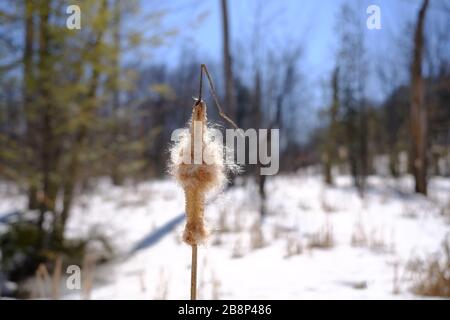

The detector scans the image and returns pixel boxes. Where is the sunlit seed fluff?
[169,101,226,245]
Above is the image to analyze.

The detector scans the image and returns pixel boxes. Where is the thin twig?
[35,263,50,299]
[191,244,198,300]
[197,64,203,104]
[201,64,240,130]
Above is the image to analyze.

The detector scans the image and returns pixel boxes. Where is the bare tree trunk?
[358,100,368,196]
[110,0,122,185]
[253,70,266,216]
[410,0,429,195]
[324,67,340,185]
[37,0,60,247]
[389,149,399,177]
[23,1,39,210]
[220,0,235,118]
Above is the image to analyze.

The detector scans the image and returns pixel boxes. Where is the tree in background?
[0,0,175,278]
[220,0,236,120]
[336,4,368,196]
[322,67,340,185]
[410,0,429,194]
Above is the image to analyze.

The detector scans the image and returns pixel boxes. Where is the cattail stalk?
[173,100,210,300]
[51,255,62,299]
[170,64,238,300]
[190,244,198,299]
[186,99,207,300]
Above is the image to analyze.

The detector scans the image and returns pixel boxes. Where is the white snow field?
[1,172,449,299]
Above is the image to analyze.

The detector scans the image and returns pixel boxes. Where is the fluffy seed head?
[169,101,227,245]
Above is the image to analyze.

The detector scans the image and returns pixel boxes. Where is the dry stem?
[201,64,240,130]
[191,244,198,300]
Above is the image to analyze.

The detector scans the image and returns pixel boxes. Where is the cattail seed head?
[169,101,227,245]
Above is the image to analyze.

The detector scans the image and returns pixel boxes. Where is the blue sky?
[146,0,432,101]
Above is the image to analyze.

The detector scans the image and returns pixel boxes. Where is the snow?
[1,173,449,299]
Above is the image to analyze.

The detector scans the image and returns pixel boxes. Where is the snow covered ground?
[1,172,450,299]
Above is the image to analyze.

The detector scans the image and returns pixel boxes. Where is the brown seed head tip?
[192,101,207,123]
[183,221,208,245]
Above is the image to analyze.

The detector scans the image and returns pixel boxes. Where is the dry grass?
[173,228,183,245]
[82,253,96,299]
[231,238,244,259]
[368,227,389,253]
[308,218,334,249]
[116,197,148,209]
[233,211,243,233]
[402,203,419,219]
[211,274,222,300]
[298,201,311,211]
[441,200,450,225]
[34,263,50,299]
[33,256,63,299]
[405,235,450,297]
[154,269,170,300]
[392,260,400,295]
[351,219,368,247]
[138,269,146,293]
[250,220,265,250]
[272,225,283,240]
[351,220,393,254]
[320,192,338,213]
[217,208,231,233]
[211,233,223,246]
[284,234,303,258]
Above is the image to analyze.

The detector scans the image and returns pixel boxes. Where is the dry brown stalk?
[51,255,62,299]
[169,64,239,300]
